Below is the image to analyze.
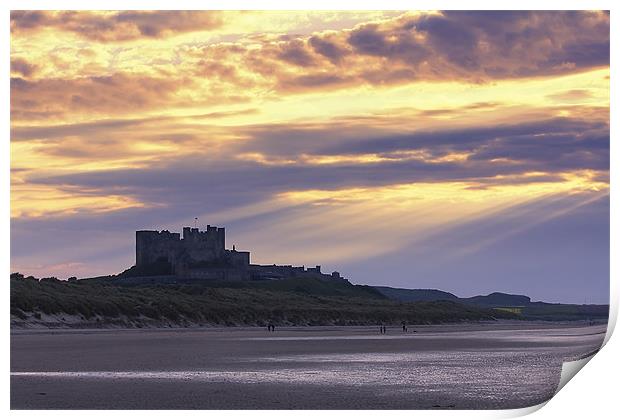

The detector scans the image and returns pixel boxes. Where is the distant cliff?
[373,286,608,321]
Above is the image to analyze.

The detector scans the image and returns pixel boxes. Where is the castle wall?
[180,267,251,281]
[136,230,181,267]
[246,264,347,283]
[227,250,250,266]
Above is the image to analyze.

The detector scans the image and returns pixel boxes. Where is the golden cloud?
[10,10,224,42]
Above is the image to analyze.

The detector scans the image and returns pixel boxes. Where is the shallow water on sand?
[11,323,605,409]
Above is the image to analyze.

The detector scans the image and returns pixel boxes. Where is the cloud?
[11,108,259,143]
[21,115,608,220]
[10,11,224,42]
[358,11,606,78]
[414,14,479,70]
[320,11,606,86]
[468,130,609,172]
[547,89,594,102]
[10,11,610,122]
[309,35,349,64]
[278,73,351,91]
[206,11,609,94]
[10,58,38,77]
[416,102,502,117]
[11,117,147,141]
[276,39,316,67]
[241,117,608,168]
[10,72,249,121]
[11,74,176,120]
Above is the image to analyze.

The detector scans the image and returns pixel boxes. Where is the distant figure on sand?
[402,321,408,332]
[267,323,275,332]
[380,324,386,334]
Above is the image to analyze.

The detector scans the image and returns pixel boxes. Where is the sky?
[10,10,610,303]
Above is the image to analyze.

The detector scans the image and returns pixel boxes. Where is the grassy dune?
[10,275,518,328]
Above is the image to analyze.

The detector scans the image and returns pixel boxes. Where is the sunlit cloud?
[10,11,225,42]
[11,183,145,219]
[10,11,609,124]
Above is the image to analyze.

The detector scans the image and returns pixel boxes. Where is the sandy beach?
[11,322,606,409]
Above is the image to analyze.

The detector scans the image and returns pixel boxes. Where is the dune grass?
[10,274,518,327]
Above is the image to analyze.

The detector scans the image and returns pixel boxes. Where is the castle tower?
[135,225,249,274]
[135,230,181,267]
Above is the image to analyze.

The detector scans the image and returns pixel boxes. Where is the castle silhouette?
[134,225,346,283]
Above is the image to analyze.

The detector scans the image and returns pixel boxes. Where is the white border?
[3,2,617,419]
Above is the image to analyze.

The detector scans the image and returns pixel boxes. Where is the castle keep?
[135,225,346,283]
[136,226,249,270]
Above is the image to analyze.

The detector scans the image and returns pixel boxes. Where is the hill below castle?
[11,274,520,329]
[11,273,607,329]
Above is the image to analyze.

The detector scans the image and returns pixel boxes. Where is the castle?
[134,225,347,283]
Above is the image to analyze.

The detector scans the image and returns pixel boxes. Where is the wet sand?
[11,322,606,409]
